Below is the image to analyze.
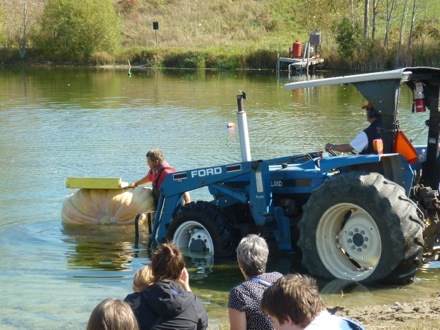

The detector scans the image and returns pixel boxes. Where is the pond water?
[0,67,438,329]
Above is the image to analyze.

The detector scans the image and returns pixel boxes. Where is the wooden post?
[306,42,310,71]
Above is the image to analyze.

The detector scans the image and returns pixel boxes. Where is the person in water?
[129,148,191,206]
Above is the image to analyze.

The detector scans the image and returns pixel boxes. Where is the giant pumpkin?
[61,186,155,225]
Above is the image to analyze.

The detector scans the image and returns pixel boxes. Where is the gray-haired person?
[228,234,283,330]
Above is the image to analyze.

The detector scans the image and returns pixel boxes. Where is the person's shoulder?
[189,290,207,309]
[340,317,365,330]
[124,291,140,301]
[154,281,196,299]
[162,161,176,172]
[230,280,245,291]
[229,280,248,296]
[124,291,143,308]
[152,281,181,292]
[263,271,283,282]
[269,271,283,277]
[306,310,365,330]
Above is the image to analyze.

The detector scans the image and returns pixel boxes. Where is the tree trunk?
[372,0,378,39]
[408,0,418,64]
[384,0,396,48]
[364,0,370,39]
[19,1,28,59]
[399,0,409,49]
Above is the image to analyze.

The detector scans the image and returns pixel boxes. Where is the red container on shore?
[292,40,302,58]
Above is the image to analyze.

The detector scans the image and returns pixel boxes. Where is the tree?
[0,0,45,58]
[334,17,362,59]
[36,0,121,62]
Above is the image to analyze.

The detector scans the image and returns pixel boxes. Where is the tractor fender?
[319,153,415,195]
[319,154,383,172]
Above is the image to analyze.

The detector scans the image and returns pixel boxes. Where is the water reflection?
[61,222,440,306]
[62,225,141,271]
[320,279,370,295]
[61,224,217,281]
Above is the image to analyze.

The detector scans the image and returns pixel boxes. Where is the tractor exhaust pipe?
[236,91,252,162]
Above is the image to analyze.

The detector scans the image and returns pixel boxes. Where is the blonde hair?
[87,298,139,330]
[133,264,153,292]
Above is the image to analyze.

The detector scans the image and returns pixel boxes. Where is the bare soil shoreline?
[332,293,440,329]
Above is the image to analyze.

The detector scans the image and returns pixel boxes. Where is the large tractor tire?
[298,172,425,284]
[166,201,235,258]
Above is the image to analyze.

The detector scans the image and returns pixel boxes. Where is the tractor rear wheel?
[166,201,235,258]
[299,172,424,284]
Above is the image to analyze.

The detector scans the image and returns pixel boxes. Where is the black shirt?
[124,281,208,330]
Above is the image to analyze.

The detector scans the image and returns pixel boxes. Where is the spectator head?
[133,264,153,292]
[146,149,164,163]
[151,242,185,282]
[236,234,269,277]
[260,274,326,329]
[87,298,139,330]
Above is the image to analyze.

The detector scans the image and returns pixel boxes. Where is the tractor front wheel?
[166,201,234,258]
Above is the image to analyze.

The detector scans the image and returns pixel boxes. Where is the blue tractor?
[146,67,440,284]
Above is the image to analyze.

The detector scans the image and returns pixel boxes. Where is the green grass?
[113,0,440,70]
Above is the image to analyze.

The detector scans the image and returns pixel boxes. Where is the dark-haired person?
[325,102,382,155]
[124,242,207,330]
[261,274,364,330]
[228,234,283,330]
[128,148,190,206]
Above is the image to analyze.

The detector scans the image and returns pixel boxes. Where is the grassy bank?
[1,0,440,71]
[4,40,440,73]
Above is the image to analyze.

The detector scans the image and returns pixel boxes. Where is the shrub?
[91,52,115,65]
[334,17,362,63]
[34,0,121,63]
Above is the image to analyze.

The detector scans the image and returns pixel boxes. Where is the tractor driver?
[324,102,382,154]
[128,148,191,206]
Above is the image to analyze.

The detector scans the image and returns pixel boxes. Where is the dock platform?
[276,56,324,73]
